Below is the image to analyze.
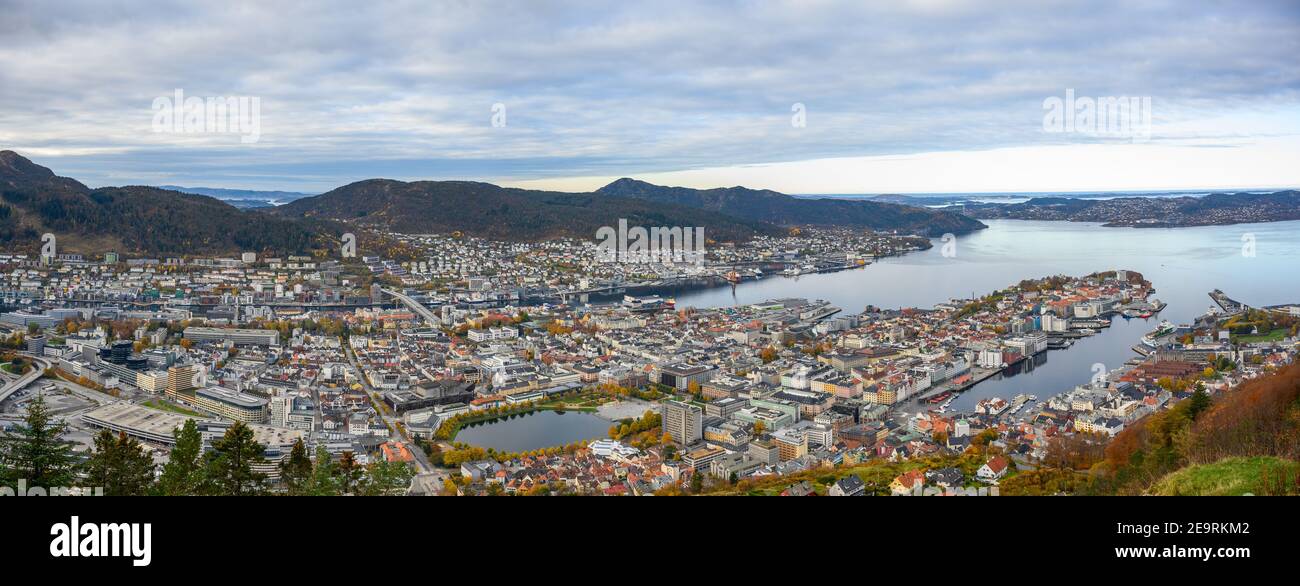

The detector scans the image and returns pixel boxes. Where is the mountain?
[0,151,987,255]
[158,185,315,209]
[269,179,785,241]
[0,151,324,255]
[965,191,1300,227]
[596,178,986,236]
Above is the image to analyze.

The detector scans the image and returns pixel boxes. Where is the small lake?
[455,410,611,453]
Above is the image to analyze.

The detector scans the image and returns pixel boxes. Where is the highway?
[0,355,50,405]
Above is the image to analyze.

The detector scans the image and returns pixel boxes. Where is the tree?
[305,445,341,496]
[689,471,704,494]
[0,394,77,489]
[1186,387,1212,421]
[425,444,444,467]
[84,430,156,496]
[203,421,268,496]
[335,451,363,495]
[358,461,414,496]
[280,438,313,495]
[157,419,206,495]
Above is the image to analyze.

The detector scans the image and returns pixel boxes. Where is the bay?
[668,220,1300,411]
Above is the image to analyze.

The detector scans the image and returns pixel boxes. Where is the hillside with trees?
[0,150,328,256]
[1046,362,1300,496]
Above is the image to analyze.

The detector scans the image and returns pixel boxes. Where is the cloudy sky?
[1,0,1298,194]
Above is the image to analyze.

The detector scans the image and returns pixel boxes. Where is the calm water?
[455,410,611,452]
[670,219,1300,411]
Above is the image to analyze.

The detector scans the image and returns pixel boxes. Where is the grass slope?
[1148,456,1299,496]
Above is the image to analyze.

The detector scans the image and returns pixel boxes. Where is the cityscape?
[1,0,1298,510]
[0,170,1295,497]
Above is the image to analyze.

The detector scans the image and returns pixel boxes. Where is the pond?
[454,410,613,453]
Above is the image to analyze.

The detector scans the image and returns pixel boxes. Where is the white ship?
[1140,320,1177,347]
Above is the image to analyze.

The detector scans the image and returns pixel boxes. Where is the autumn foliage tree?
[1091,362,1300,495]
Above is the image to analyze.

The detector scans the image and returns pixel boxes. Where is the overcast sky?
[1,0,1298,193]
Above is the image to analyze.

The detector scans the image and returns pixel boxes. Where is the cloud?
[0,0,1297,191]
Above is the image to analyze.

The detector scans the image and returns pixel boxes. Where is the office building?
[661,400,703,445]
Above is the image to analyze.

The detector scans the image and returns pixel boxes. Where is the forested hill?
[0,150,323,256]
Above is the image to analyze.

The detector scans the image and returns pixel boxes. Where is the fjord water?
[672,220,1300,410]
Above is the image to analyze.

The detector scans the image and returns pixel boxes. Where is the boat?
[925,391,953,404]
[724,270,742,283]
[1141,320,1177,346]
[622,295,667,312]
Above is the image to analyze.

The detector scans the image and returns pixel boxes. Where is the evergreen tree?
[157,419,206,496]
[0,394,77,488]
[1187,386,1213,420]
[336,451,363,495]
[84,429,156,496]
[203,421,268,496]
[357,460,414,496]
[279,438,313,495]
[305,445,341,496]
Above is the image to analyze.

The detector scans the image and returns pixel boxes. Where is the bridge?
[382,289,442,327]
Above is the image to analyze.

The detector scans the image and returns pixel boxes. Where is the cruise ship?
[622,295,672,312]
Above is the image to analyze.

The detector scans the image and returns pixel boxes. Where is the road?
[341,337,435,475]
[0,355,51,404]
